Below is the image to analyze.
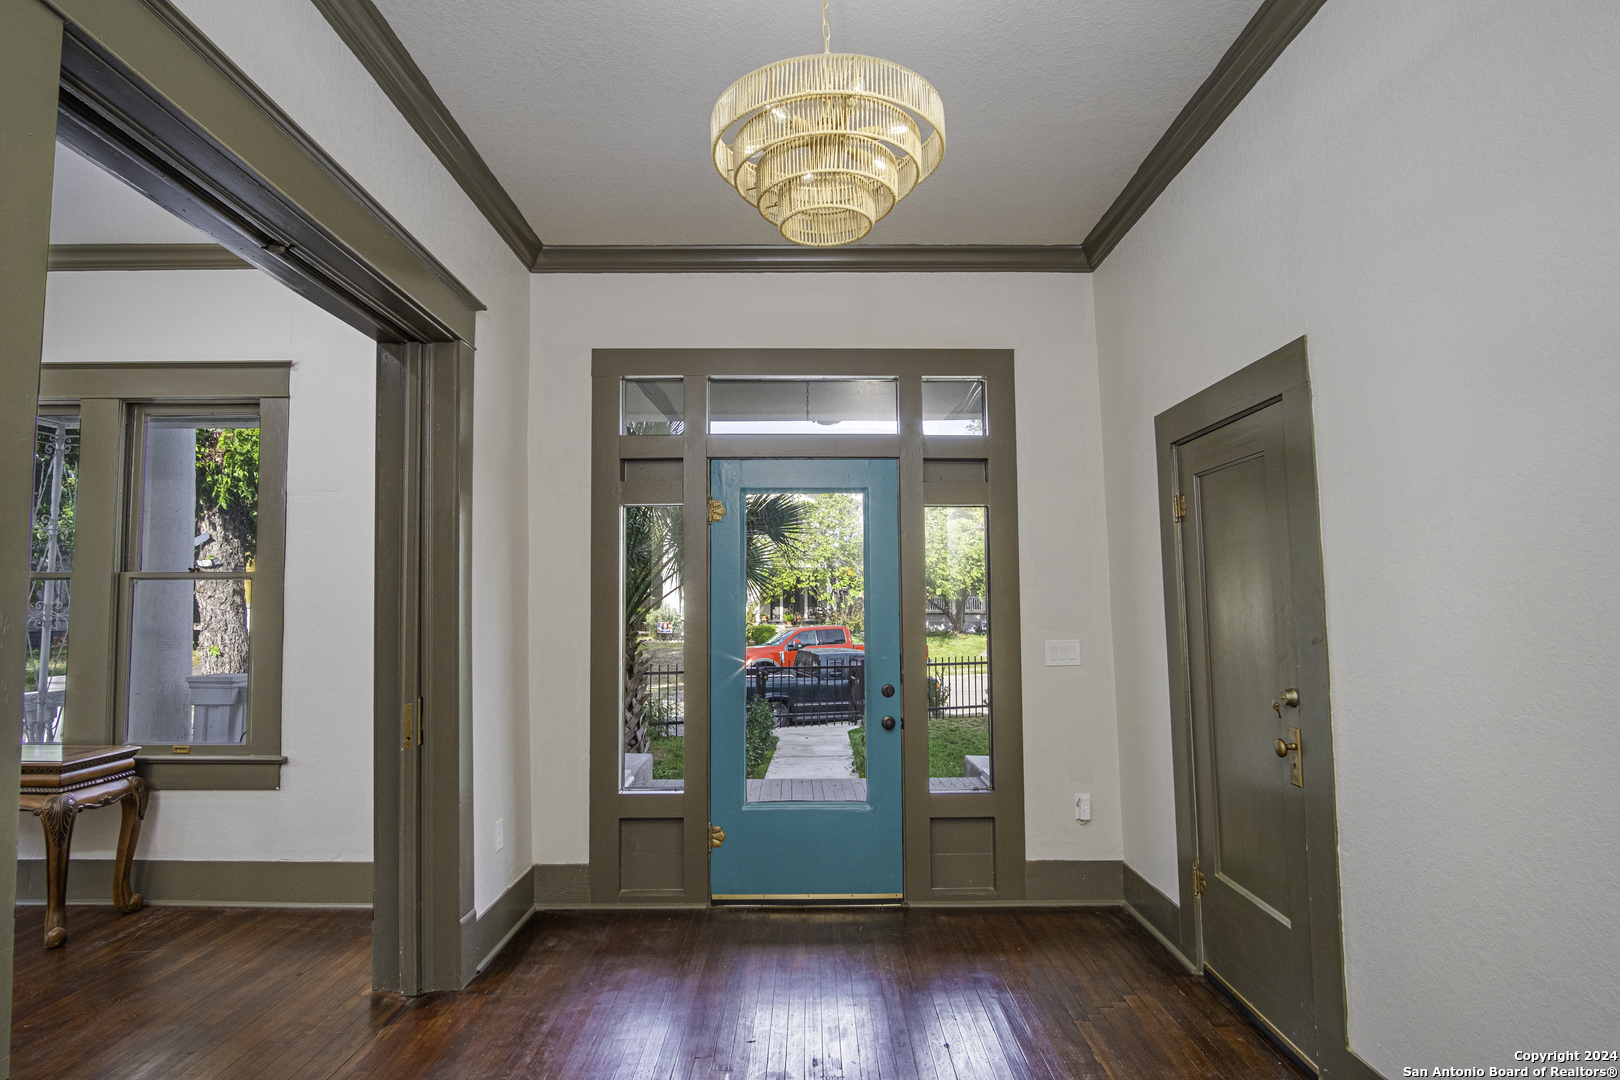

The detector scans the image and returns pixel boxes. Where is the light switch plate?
[1075,793,1091,822]
[1045,640,1080,666]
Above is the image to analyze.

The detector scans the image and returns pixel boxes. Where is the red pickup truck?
[745,625,863,668]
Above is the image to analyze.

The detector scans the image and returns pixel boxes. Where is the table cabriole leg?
[114,776,149,914]
[37,793,78,948]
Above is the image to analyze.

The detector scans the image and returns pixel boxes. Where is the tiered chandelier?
[710,1,946,247]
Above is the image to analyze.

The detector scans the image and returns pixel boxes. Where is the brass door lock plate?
[1192,859,1206,896]
[1274,726,1302,787]
[708,823,726,849]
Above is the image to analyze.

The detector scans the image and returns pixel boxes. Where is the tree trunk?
[623,630,651,755]
[196,505,249,674]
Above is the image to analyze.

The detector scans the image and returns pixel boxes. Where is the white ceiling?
[49,143,212,245]
[373,0,1264,246]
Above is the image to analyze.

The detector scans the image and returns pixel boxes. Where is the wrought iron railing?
[639,654,991,734]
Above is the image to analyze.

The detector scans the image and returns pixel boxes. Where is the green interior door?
[709,458,902,900]
[1181,402,1317,1065]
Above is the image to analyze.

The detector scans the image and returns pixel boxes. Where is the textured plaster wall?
[28,269,375,864]
[170,0,534,913]
[1093,0,1620,1065]
[529,272,1120,870]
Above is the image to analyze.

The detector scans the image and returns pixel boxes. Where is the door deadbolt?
[1272,687,1300,717]
[881,683,895,697]
[881,715,896,730]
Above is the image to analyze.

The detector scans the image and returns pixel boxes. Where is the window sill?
[135,754,287,791]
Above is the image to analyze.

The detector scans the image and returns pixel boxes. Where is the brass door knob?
[1275,738,1299,758]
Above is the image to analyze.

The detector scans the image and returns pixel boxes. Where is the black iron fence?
[926,656,991,718]
[638,655,991,734]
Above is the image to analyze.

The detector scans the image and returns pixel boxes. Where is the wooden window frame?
[39,362,290,790]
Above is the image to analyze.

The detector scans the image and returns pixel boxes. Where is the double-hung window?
[30,363,289,789]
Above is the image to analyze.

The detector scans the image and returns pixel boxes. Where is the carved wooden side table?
[18,744,149,948]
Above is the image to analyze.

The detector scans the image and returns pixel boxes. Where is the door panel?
[709,458,902,899]
[1181,403,1316,1063]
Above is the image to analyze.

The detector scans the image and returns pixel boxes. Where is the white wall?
[529,273,1121,869]
[170,0,534,913]
[1094,0,1620,1066]
[27,269,375,864]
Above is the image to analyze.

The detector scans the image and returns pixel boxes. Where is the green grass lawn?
[747,735,779,779]
[925,632,988,659]
[650,733,684,779]
[928,716,990,777]
[850,717,988,779]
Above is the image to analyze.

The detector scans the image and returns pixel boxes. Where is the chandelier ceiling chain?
[710,1,946,247]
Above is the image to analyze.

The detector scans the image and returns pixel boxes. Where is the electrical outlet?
[496,818,505,851]
[1075,793,1091,822]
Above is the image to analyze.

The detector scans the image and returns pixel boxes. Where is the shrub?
[927,675,951,712]
[748,623,779,646]
[745,698,777,774]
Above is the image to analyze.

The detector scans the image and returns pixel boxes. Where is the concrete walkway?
[764,722,859,780]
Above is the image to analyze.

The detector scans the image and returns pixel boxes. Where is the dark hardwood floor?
[12,903,1307,1079]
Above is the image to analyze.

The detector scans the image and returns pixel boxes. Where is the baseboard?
[1122,862,1195,972]
[1023,859,1123,904]
[533,863,591,907]
[14,858,371,907]
[463,870,536,977]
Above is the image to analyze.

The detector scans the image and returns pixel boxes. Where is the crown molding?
[531,245,1090,274]
[311,0,543,268]
[48,243,253,271]
[1083,0,1329,269]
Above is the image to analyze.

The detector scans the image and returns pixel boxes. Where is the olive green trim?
[1083,0,1328,268]
[135,755,287,790]
[463,869,535,975]
[1021,860,1123,904]
[310,0,542,268]
[537,245,1088,274]
[1,0,67,1064]
[47,243,252,270]
[39,360,290,401]
[15,858,371,905]
[51,0,483,343]
[1122,862,1190,968]
[533,863,592,906]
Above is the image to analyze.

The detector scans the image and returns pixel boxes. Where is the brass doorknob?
[1274,738,1299,758]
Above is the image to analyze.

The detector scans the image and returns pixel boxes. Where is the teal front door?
[709,459,902,900]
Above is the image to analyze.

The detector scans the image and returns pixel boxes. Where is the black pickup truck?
[746,646,866,726]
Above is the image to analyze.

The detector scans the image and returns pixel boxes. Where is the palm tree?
[620,495,808,756]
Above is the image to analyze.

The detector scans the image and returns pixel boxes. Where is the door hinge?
[403,697,422,748]
[1172,493,1186,521]
[1192,859,1206,896]
[708,823,726,849]
[707,499,726,523]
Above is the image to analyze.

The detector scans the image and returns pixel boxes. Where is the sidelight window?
[925,505,992,792]
[23,413,80,744]
[621,504,685,791]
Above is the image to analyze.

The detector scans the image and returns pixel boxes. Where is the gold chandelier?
[710,1,946,247]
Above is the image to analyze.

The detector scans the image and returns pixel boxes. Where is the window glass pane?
[127,577,249,744]
[623,378,685,435]
[140,417,259,572]
[622,504,684,791]
[922,378,986,436]
[32,415,80,573]
[746,492,867,803]
[925,506,991,792]
[710,378,898,435]
[23,579,69,744]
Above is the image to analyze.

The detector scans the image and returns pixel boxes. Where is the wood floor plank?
[12,904,1312,1080]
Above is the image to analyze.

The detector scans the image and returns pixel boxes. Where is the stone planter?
[187,673,248,743]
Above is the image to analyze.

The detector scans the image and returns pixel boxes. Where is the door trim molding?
[48,242,252,270]
[1153,337,1370,1079]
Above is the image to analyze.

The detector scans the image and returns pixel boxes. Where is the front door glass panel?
[745,492,866,803]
